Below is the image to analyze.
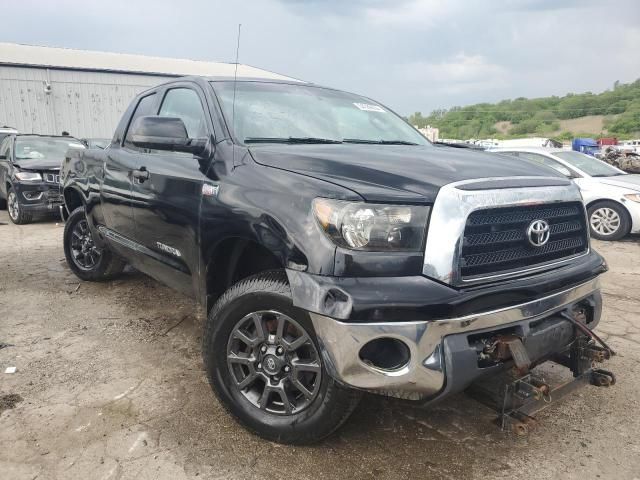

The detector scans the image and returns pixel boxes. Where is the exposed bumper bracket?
[468,336,615,435]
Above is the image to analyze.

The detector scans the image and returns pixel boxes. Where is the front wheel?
[203,271,361,444]
[587,201,631,241]
[63,206,126,281]
[7,187,32,224]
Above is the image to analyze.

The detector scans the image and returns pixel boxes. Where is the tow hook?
[590,368,616,387]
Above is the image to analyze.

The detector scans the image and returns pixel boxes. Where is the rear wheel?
[203,271,361,444]
[7,187,32,224]
[63,206,125,281]
[588,201,630,241]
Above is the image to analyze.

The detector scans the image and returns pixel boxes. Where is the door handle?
[132,167,150,183]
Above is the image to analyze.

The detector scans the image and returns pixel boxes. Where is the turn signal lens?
[624,193,640,203]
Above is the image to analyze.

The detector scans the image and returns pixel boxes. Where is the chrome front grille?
[43,172,61,184]
[460,202,588,278]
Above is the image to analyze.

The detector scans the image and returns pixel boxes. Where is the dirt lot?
[1,211,639,480]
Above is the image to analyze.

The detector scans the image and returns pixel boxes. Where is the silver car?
[490,147,640,241]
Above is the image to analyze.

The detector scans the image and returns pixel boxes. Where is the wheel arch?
[586,197,632,221]
[62,186,85,220]
[203,236,295,313]
[586,198,633,239]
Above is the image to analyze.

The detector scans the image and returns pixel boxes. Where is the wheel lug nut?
[276,346,284,355]
[260,345,267,353]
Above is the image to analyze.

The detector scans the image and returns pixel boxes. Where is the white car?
[489,147,640,241]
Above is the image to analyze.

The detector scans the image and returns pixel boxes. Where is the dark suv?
[0,134,85,224]
[60,76,608,444]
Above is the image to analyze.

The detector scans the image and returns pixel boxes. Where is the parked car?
[490,147,640,240]
[61,76,608,444]
[0,134,85,224]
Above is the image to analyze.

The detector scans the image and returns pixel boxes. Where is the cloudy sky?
[2,0,639,115]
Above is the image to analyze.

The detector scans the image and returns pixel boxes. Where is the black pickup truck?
[61,76,610,444]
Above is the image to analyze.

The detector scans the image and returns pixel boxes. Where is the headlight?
[624,193,640,203]
[15,171,42,182]
[313,198,430,251]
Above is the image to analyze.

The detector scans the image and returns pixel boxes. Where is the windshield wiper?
[244,137,343,144]
[343,139,419,145]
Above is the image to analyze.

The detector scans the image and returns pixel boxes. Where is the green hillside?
[409,79,640,141]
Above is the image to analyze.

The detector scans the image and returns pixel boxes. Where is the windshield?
[553,151,624,177]
[15,136,84,161]
[213,81,429,146]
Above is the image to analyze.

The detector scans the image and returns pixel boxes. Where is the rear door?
[100,92,159,244]
[128,83,214,297]
[0,136,12,199]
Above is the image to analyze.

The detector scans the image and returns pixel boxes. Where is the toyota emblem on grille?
[527,219,550,247]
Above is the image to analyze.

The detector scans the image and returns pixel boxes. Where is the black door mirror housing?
[129,116,207,155]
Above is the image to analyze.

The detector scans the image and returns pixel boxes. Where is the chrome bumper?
[310,277,601,401]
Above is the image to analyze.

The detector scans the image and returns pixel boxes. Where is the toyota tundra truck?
[60,76,611,444]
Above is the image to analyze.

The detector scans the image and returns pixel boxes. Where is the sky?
[2,0,639,115]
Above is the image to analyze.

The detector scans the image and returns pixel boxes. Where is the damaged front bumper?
[310,277,602,402]
[13,181,63,213]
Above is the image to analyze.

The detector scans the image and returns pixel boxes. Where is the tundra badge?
[156,242,182,257]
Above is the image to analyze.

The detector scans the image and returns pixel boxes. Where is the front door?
[129,84,214,297]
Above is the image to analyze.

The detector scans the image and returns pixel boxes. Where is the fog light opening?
[23,191,43,201]
[359,338,410,371]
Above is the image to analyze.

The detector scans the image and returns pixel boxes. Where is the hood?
[249,144,566,203]
[13,158,62,171]
[597,174,640,192]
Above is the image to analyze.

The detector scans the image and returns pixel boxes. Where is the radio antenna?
[232,23,242,145]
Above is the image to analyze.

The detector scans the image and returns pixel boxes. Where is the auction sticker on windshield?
[353,103,386,113]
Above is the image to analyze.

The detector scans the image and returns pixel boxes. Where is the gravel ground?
[0,211,639,480]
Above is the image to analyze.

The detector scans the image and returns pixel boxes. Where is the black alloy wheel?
[203,271,362,444]
[69,217,103,270]
[227,310,322,415]
[63,206,125,281]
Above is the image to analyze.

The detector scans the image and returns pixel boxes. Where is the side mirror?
[129,116,207,155]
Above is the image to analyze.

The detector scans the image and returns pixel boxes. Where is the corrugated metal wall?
[0,66,172,138]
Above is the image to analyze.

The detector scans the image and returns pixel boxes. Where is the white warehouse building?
[0,43,294,139]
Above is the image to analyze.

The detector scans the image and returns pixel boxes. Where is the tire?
[587,201,631,241]
[202,270,361,444]
[7,187,32,224]
[63,206,126,281]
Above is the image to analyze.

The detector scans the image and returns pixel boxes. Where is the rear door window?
[0,137,11,160]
